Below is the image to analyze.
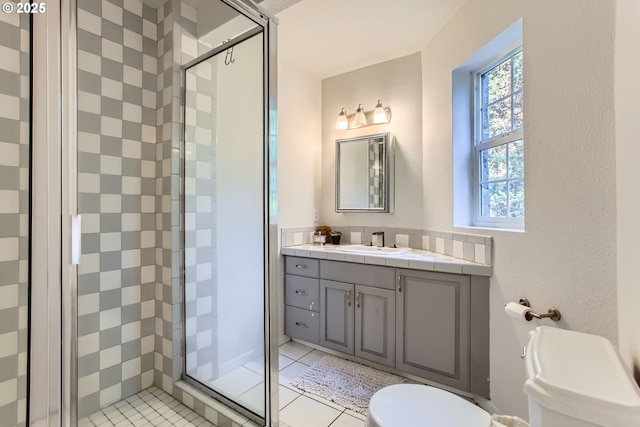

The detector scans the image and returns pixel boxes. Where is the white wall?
[277,58,322,228]
[422,0,617,418]
[616,0,640,379]
[277,6,323,342]
[321,53,423,227]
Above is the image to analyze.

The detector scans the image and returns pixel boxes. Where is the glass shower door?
[183,29,267,419]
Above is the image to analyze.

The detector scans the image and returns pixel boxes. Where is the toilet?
[366,326,640,427]
[366,384,491,426]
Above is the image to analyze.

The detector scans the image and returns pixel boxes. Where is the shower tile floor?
[78,387,214,427]
[80,341,366,427]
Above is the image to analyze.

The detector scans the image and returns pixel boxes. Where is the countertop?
[281,244,492,276]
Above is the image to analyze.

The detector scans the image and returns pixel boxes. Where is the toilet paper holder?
[518,298,562,322]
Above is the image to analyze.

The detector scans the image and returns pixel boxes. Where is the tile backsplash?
[281,226,492,266]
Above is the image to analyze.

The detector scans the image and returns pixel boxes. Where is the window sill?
[454,224,525,234]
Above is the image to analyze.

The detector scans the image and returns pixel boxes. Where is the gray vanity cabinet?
[395,269,470,391]
[283,255,489,397]
[319,261,396,367]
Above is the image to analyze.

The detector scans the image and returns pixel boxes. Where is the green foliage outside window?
[477,50,524,220]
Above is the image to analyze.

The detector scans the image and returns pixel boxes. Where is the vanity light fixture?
[373,99,390,124]
[336,107,349,130]
[335,100,392,130]
[354,104,367,127]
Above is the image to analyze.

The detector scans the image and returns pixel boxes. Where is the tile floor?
[80,341,368,427]
[276,341,366,427]
[78,387,214,427]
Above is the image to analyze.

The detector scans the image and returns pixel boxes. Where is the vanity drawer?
[285,306,320,344]
[320,260,394,290]
[285,256,320,278]
[285,275,319,312]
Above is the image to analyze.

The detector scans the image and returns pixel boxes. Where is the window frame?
[472,46,524,230]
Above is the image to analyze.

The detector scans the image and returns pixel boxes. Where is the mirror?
[336,133,394,212]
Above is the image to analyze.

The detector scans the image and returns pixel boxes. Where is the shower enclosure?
[19,0,279,425]
[181,2,277,421]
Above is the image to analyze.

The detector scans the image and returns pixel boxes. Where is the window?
[474,48,524,228]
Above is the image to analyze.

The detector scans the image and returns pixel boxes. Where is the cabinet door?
[396,269,470,391]
[355,285,395,367]
[320,280,354,354]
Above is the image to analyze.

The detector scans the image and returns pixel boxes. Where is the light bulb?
[336,107,349,130]
[373,99,387,124]
[354,104,367,127]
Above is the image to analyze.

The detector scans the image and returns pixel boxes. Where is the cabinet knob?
[294,289,308,296]
[295,321,309,329]
[356,290,361,308]
[294,264,308,269]
[346,289,351,307]
[397,273,403,292]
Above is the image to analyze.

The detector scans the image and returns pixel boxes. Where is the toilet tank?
[524,327,640,427]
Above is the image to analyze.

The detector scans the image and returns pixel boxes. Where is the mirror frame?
[335,132,393,213]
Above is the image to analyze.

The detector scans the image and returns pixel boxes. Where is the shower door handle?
[71,215,82,265]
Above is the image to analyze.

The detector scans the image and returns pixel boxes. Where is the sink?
[334,244,411,255]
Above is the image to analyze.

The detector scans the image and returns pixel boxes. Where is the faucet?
[372,231,385,247]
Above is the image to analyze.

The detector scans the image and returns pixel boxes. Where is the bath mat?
[290,355,406,414]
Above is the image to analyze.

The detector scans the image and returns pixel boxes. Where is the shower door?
[182,7,277,422]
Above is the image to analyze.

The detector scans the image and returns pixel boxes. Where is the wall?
[421,0,617,418]
[0,9,29,427]
[616,0,640,379]
[277,4,323,229]
[321,53,423,228]
[277,6,323,343]
[76,0,157,416]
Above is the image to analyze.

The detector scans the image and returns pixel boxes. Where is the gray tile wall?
[154,0,204,393]
[153,0,178,395]
[76,0,158,416]
[76,0,261,424]
[0,8,30,427]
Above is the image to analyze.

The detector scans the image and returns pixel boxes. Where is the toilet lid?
[368,384,491,427]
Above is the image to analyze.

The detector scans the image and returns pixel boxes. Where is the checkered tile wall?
[0,7,30,427]
[76,0,158,417]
